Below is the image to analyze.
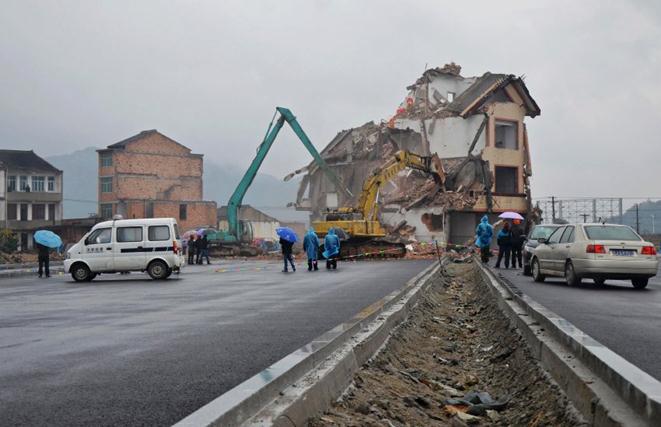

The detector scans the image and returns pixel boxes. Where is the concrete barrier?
[174,261,441,427]
[477,263,661,427]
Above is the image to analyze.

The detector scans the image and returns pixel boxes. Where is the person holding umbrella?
[276,227,298,273]
[323,228,341,270]
[33,230,62,278]
[303,228,320,271]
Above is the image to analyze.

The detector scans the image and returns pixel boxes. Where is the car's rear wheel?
[147,260,169,280]
[632,278,648,289]
[71,263,91,282]
[565,261,581,286]
[532,258,545,282]
[593,278,606,287]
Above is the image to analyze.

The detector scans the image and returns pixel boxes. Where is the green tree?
[0,229,18,253]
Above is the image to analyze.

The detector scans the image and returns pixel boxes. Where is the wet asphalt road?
[493,263,661,381]
[0,259,431,426]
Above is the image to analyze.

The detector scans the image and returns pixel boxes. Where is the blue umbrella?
[276,227,298,243]
[34,230,63,249]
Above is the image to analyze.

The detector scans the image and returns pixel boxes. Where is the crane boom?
[226,107,351,240]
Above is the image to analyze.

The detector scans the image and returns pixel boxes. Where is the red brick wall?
[98,132,211,218]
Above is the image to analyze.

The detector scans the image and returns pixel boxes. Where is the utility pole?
[551,196,556,224]
[580,213,589,223]
[635,204,640,233]
[652,214,656,234]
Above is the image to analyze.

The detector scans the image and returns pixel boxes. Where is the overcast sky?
[1,0,660,199]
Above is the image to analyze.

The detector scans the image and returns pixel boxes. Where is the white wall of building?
[382,206,447,244]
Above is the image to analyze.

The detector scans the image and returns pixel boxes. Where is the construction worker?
[475,215,494,264]
[495,221,513,269]
[303,228,320,271]
[323,228,340,270]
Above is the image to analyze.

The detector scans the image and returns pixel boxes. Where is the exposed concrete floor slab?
[0,259,431,426]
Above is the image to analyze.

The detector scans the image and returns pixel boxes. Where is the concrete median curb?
[477,262,661,427]
[0,265,64,279]
[174,261,441,427]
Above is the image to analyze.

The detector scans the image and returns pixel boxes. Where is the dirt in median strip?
[310,261,585,426]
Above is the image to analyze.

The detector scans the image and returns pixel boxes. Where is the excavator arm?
[356,150,441,222]
[226,107,352,240]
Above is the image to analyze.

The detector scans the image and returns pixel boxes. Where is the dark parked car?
[522,224,562,275]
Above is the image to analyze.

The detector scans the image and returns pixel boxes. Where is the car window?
[548,227,565,244]
[559,226,575,243]
[584,225,641,241]
[173,223,180,240]
[148,225,170,241]
[530,226,559,239]
[86,228,112,245]
[117,227,143,243]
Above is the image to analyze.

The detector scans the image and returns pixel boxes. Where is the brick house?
[97,130,217,231]
[0,150,64,250]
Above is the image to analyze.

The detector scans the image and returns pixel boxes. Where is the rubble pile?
[311,262,582,426]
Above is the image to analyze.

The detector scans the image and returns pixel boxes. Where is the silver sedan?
[530,223,659,289]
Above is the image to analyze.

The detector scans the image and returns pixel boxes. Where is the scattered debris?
[310,262,583,426]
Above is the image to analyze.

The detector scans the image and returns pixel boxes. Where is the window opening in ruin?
[447,92,455,102]
[495,166,518,194]
[179,204,187,220]
[421,212,444,232]
[494,120,518,149]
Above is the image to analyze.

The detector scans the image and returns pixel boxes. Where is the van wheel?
[71,263,91,282]
[165,268,172,279]
[632,278,648,289]
[565,261,581,286]
[532,258,545,283]
[148,260,168,280]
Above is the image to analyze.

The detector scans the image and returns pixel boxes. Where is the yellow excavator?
[313,150,443,258]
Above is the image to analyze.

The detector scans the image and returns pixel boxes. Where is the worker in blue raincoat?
[475,215,494,264]
[323,228,341,270]
[303,228,320,271]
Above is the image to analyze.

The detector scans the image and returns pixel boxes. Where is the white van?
[64,218,185,281]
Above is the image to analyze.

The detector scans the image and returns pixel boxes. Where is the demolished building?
[288,63,540,246]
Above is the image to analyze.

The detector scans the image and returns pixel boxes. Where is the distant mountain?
[607,200,661,235]
[46,148,302,221]
[47,148,99,218]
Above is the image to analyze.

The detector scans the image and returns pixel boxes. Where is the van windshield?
[584,225,641,241]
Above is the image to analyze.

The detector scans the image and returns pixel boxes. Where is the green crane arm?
[227,107,352,240]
